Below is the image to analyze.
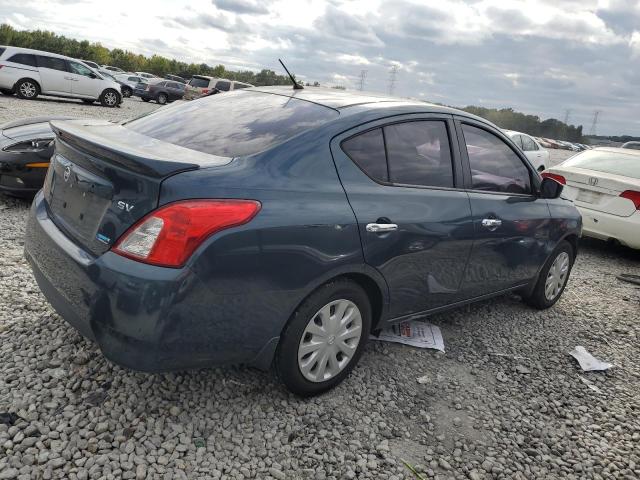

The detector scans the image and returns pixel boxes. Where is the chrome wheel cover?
[298,299,363,383]
[545,251,570,301]
[104,91,117,106]
[19,82,36,98]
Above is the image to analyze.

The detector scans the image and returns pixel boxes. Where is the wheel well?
[341,273,384,332]
[14,78,40,91]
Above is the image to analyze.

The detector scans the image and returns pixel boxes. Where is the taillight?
[620,190,640,210]
[541,172,566,185]
[202,88,209,94]
[112,199,261,268]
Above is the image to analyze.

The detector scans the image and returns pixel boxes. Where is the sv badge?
[116,201,134,212]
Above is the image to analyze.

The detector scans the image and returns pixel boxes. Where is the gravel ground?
[1,97,639,480]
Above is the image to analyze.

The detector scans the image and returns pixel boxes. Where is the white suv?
[0,46,122,107]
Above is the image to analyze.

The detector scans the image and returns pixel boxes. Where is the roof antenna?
[279,59,304,90]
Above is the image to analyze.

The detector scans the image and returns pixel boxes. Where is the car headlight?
[2,139,54,153]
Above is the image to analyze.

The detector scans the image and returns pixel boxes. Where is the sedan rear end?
[543,147,640,248]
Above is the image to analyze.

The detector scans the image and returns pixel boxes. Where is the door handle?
[366,223,398,233]
[481,218,502,231]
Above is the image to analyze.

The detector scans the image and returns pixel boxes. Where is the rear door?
[35,55,72,95]
[456,119,551,297]
[331,115,474,319]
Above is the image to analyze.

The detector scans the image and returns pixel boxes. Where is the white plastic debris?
[569,346,613,371]
[371,321,445,352]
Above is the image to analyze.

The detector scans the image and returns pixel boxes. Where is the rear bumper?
[25,191,279,371]
[578,205,640,249]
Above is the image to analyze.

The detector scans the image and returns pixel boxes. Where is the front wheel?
[15,79,39,100]
[275,279,371,396]
[523,241,574,309]
[99,89,120,108]
[157,93,168,105]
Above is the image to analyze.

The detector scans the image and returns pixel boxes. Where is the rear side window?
[189,77,210,88]
[216,80,231,91]
[384,121,454,188]
[7,53,37,67]
[462,124,532,194]
[37,55,67,72]
[125,91,339,157]
[342,128,388,182]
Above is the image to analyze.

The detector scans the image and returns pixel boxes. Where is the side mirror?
[539,177,564,199]
[89,73,97,79]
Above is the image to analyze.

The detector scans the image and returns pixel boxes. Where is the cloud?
[313,5,384,46]
[165,12,237,32]
[212,0,269,15]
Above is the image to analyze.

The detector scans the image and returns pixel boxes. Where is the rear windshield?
[189,77,210,88]
[562,150,640,180]
[124,91,339,157]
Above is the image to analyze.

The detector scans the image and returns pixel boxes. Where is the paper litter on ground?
[371,320,444,352]
[569,346,613,371]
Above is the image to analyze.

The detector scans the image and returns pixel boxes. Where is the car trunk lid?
[44,119,231,256]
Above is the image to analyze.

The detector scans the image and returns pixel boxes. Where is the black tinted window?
[37,55,67,71]
[216,80,231,91]
[384,121,454,188]
[189,77,210,88]
[342,129,388,182]
[125,91,339,157]
[0,48,5,57]
[68,61,93,77]
[463,124,532,194]
[8,53,36,67]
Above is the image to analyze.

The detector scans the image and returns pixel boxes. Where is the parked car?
[135,80,185,104]
[183,75,253,100]
[114,74,149,97]
[621,141,640,150]
[165,74,186,84]
[102,65,125,73]
[81,59,100,70]
[24,87,580,396]
[0,46,122,107]
[542,147,640,249]
[503,130,550,171]
[0,116,74,197]
[134,71,156,79]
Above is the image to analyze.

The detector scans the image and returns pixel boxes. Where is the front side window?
[68,61,93,77]
[521,135,538,151]
[384,121,454,188]
[342,128,388,182]
[7,53,37,67]
[462,124,532,194]
[37,55,67,72]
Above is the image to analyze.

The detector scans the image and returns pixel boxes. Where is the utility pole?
[388,65,398,95]
[563,109,571,125]
[589,111,601,136]
[358,70,368,91]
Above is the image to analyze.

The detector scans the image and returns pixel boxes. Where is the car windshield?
[562,150,640,179]
[124,90,339,157]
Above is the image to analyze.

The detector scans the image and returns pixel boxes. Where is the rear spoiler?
[50,119,231,178]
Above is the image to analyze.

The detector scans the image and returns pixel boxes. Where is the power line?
[358,70,368,91]
[388,65,398,95]
[589,111,601,136]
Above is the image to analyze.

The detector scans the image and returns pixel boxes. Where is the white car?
[503,130,549,171]
[543,147,640,249]
[0,46,122,107]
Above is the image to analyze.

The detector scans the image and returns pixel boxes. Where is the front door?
[331,115,475,319]
[68,61,101,98]
[456,120,551,297]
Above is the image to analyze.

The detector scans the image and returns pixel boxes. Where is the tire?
[522,241,574,309]
[157,93,168,105]
[99,89,120,108]
[121,87,132,98]
[0,88,14,95]
[275,279,371,396]
[15,79,39,100]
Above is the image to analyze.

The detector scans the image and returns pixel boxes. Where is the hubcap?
[20,82,36,97]
[298,299,363,383]
[104,92,117,106]
[545,251,570,301]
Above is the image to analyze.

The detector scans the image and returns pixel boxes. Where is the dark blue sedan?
[24,87,581,396]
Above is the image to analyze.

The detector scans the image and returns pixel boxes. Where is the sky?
[1,0,640,136]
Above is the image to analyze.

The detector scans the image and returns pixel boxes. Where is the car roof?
[248,86,488,122]
[0,45,76,61]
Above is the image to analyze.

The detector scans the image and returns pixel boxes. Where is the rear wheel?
[275,279,371,396]
[157,93,168,105]
[99,89,119,108]
[15,79,39,100]
[523,241,573,309]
